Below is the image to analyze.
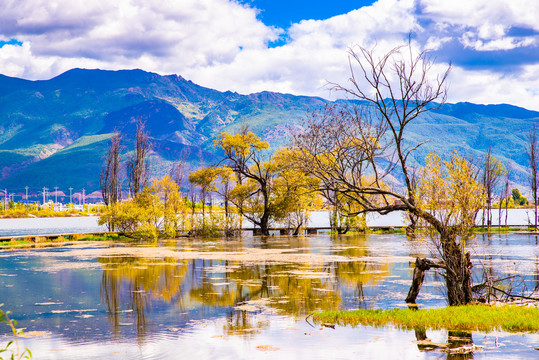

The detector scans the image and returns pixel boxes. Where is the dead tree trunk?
[406,234,473,305]
[406,258,446,303]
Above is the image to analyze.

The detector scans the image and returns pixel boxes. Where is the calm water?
[0,208,534,237]
[0,216,106,236]
[1,233,539,359]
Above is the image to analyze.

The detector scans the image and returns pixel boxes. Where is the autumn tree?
[127,118,151,197]
[528,125,538,229]
[272,148,318,235]
[99,190,161,240]
[290,43,485,305]
[152,175,187,237]
[512,188,528,206]
[100,133,123,231]
[212,167,237,236]
[212,130,316,236]
[409,152,484,303]
[189,166,218,228]
[99,175,187,239]
[214,130,275,235]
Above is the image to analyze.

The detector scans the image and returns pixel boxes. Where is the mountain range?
[0,68,537,198]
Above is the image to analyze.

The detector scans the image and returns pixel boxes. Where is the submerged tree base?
[313,305,539,332]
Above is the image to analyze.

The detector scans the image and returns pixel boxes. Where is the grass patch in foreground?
[314,305,539,332]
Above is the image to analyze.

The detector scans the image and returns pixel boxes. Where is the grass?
[313,305,539,332]
[0,239,32,248]
[0,233,126,249]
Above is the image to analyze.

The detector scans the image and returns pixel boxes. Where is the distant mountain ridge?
[0,68,536,196]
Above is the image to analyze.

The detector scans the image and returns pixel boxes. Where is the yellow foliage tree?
[99,175,188,239]
[417,152,485,239]
[215,129,316,235]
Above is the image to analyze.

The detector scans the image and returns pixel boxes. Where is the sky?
[1,0,539,110]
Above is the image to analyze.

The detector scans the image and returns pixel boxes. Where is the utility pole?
[54,186,58,204]
[25,186,28,201]
[42,187,47,205]
[69,187,73,204]
[82,188,86,205]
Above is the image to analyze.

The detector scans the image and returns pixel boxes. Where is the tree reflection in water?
[331,234,391,308]
[414,328,475,359]
[98,236,394,339]
[99,256,189,341]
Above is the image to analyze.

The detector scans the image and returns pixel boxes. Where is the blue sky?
[239,0,376,29]
[0,0,538,110]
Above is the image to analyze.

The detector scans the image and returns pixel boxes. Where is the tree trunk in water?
[259,213,270,236]
[406,258,446,304]
[405,259,426,303]
[441,234,473,306]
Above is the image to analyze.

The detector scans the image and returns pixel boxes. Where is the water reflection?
[98,236,393,338]
[332,235,391,308]
[99,257,189,340]
[3,233,539,359]
[415,329,475,359]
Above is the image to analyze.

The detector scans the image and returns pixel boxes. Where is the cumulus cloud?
[0,0,279,77]
[186,0,419,96]
[417,0,539,54]
[0,0,538,110]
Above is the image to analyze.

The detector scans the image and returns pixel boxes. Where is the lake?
[0,207,535,237]
[1,231,539,359]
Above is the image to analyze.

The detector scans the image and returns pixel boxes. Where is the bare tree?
[292,44,484,305]
[188,182,198,233]
[100,133,122,206]
[498,163,512,228]
[482,148,504,229]
[127,118,151,197]
[528,125,538,230]
[170,147,191,191]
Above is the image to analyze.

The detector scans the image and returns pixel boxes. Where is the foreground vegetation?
[0,307,32,360]
[314,305,539,332]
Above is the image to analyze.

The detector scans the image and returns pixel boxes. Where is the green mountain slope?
[0,68,536,197]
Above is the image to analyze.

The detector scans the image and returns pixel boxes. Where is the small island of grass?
[314,304,539,332]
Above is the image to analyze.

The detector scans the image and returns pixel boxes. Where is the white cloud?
[0,0,538,110]
[0,0,279,78]
[419,0,539,31]
[419,0,539,51]
[186,0,420,97]
[447,64,539,110]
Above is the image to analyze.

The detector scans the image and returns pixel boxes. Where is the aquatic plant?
[0,306,32,360]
